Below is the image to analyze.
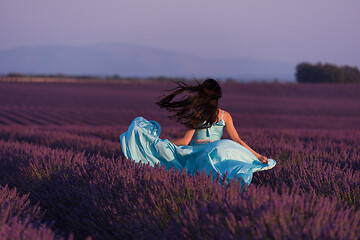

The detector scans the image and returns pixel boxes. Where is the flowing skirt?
[120,117,276,190]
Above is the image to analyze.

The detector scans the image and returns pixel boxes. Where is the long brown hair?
[156,79,222,129]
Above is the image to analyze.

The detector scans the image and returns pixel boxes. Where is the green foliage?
[343,66,360,83]
[296,62,360,83]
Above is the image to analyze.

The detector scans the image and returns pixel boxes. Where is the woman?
[120,79,276,190]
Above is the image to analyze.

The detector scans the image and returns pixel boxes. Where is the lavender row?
[0,126,125,158]
[0,140,100,239]
[1,82,359,129]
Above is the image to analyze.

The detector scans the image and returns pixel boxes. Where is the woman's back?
[193,110,225,144]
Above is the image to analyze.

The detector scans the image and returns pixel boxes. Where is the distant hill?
[0,42,295,81]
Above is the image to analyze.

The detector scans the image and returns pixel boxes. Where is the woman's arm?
[223,111,268,164]
[170,129,195,146]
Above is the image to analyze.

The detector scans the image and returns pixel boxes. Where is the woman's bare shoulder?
[219,109,231,120]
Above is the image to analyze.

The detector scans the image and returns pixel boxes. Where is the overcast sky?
[1,0,359,67]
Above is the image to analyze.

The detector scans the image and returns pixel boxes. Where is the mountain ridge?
[0,42,295,81]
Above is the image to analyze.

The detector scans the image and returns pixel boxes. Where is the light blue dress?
[120,111,276,191]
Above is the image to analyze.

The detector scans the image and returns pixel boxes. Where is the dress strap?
[221,110,224,120]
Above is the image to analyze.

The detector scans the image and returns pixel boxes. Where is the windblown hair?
[156,79,222,129]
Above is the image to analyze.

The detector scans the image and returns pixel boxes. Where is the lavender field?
[0,80,360,239]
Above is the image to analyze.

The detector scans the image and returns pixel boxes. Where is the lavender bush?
[0,185,63,239]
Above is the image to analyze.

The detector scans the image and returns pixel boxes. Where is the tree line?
[296,62,360,83]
